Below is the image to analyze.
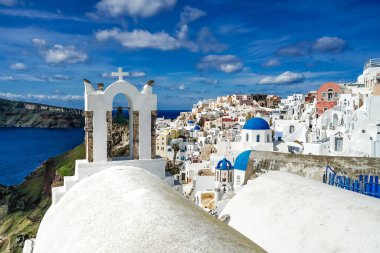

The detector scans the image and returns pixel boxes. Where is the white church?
[22,68,265,253]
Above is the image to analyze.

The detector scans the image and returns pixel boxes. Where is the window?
[289,125,295,133]
[256,134,260,142]
[327,89,334,101]
[246,133,249,142]
[266,134,270,142]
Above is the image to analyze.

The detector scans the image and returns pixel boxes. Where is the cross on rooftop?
[112,67,128,81]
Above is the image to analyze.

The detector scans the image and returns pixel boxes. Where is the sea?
[0,110,183,186]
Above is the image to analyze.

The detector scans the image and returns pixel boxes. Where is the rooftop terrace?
[364,58,380,70]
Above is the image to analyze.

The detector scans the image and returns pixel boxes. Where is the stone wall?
[132,111,139,160]
[151,110,157,159]
[84,111,93,162]
[245,151,380,183]
[106,111,112,161]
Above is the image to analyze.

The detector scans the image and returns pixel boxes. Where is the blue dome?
[216,158,233,170]
[243,117,270,130]
[234,150,253,171]
[188,120,194,124]
[193,125,201,131]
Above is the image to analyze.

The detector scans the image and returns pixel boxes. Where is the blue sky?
[0,0,379,109]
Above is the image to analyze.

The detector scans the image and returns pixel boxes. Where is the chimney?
[97,83,104,91]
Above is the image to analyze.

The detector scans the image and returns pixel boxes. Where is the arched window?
[289,125,295,133]
[256,134,260,142]
[266,134,270,142]
[327,88,334,101]
[246,133,249,142]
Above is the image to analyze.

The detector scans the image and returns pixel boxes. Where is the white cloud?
[179,84,186,90]
[259,71,305,84]
[196,27,228,53]
[218,23,254,35]
[197,55,244,74]
[312,36,347,53]
[0,0,17,6]
[102,70,146,78]
[0,75,14,81]
[129,71,146,77]
[43,45,88,64]
[0,92,83,101]
[190,76,219,85]
[52,74,72,80]
[32,38,47,47]
[95,0,176,18]
[95,5,224,53]
[0,9,85,21]
[10,62,26,70]
[263,58,281,67]
[179,5,206,26]
[276,36,347,57]
[96,28,179,50]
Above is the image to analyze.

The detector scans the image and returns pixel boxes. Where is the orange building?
[316,82,341,116]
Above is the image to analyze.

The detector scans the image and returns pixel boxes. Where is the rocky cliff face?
[112,123,130,157]
[0,98,84,128]
[0,144,86,253]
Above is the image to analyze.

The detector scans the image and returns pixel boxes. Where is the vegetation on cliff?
[0,98,84,128]
[0,144,85,253]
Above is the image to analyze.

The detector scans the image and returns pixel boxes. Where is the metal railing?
[364,58,380,70]
[323,166,380,199]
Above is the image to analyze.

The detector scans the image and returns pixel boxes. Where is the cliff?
[0,121,131,252]
[0,144,86,253]
[0,98,84,128]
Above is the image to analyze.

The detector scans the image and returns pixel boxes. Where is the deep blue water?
[0,128,84,186]
[0,110,182,186]
[113,109,183,119]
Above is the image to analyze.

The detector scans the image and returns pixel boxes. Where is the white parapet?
[51,158,165,205]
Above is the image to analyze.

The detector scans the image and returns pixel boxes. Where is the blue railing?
[323,166,380,199]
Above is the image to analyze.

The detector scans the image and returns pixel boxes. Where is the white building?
[239,117,273,152]
[358,58,380,91]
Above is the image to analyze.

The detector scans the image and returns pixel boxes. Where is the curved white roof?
[33,166,264,253]
[221,171,380,253]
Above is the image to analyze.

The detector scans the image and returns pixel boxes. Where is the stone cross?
[112,67,128,81]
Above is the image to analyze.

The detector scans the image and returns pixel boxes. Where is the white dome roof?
[221,171,380,253]
[33,166,264,253]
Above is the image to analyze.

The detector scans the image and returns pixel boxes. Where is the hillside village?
[155,58,380,213]
[20,63,380,253]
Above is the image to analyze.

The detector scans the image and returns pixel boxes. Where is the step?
[64,176,79,192]
[52,186,66,205]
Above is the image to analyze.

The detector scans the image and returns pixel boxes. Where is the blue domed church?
[240,117,274,151]
[233,150,253,187]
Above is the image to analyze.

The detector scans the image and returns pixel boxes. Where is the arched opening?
[327,88,334,101]
[332,113,339,126]
[246,133,249,142]
[289,125,295,133]
[256,134,260,142]
[110,93,133,160]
